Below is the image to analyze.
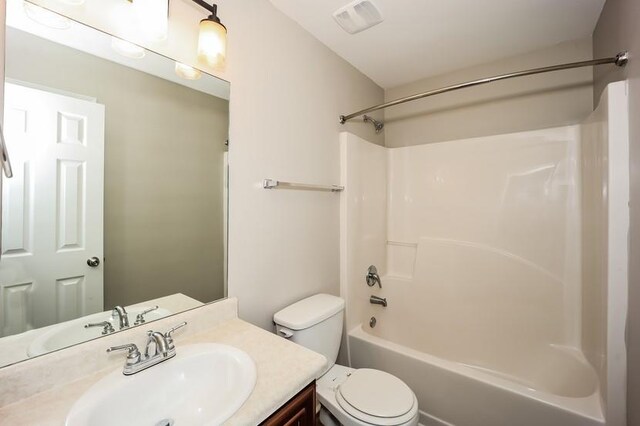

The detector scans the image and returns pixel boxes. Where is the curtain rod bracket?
[615,51,629,66]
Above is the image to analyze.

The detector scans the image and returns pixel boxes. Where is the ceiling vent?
[333,0,383,34]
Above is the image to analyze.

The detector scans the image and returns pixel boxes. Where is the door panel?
[0,83,105,337]
[57,159,86,251]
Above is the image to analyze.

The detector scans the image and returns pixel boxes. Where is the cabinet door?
[261,381,317,426]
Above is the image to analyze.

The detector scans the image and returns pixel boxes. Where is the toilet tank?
[273,294,345,375]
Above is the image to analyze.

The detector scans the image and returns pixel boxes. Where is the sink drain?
[155,419,174,426]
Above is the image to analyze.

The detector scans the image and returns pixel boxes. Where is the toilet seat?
[335,368,417,426]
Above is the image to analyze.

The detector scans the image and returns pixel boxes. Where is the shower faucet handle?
[366,265,382,288]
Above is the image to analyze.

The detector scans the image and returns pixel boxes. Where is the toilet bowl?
[317,364,419,426]
[273,294,419,426]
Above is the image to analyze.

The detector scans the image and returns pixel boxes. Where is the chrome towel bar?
[263,179,344,192]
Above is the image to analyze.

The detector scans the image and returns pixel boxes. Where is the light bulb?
[175,62,202,80]
[111,37,146,59]
[24,3,71,30]
[132,0,169,42]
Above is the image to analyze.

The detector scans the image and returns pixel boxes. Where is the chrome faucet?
[370,295,387,307]
[145,330,170,358]
[107,322,187,375]
[112,306,130,329]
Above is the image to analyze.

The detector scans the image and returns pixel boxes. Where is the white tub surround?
[0,298,327,425]
[340,82,629,426]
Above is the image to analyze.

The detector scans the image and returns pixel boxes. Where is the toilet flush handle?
[277,327,293,338]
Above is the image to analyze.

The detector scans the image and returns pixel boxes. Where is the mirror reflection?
[0,0,229,367]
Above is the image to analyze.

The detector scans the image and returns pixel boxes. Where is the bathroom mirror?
[0,0,229,368]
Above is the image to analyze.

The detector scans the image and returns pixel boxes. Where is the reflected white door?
[0,83,105,337]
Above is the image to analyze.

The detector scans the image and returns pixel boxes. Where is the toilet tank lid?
[274,294,345,330]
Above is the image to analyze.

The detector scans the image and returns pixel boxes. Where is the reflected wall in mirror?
[0,0,230,368]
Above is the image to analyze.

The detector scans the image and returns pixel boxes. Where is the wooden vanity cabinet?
[260,381,317,426]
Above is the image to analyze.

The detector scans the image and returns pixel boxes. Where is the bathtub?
[348,317,603,426]
[340,123,627,426]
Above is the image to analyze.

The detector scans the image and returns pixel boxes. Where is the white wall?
[384,38,593,147]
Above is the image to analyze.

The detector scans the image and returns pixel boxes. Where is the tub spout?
[370,295,387,307]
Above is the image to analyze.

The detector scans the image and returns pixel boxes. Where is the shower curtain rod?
[339,51,629,125]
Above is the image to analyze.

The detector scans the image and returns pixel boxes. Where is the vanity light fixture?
[111,37,146,59]
[192,1,227,69]
[24,2,71,29]
[175,62,202,80]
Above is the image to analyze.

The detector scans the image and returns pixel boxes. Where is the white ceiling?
[269,0,606,89]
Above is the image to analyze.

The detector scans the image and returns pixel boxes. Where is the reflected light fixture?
[24,3,71,30]
[111,37,146,59]
[175,62,202,80]
[132,0,169,42]
[192,1,227,69]
[117,0,169,42]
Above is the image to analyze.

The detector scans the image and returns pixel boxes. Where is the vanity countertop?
[0,317,327,425]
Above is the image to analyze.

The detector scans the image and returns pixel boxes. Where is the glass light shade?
[132,0,169,42]
[175,62,202,80]
[111,37,146,59]
[197,19,227,68]
[24,3,71,30]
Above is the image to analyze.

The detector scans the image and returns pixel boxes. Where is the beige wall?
[384,38,593,147]
[222,0,384,330]
[6,29,228,307]
[593,0,640,424]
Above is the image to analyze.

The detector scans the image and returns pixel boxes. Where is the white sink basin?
[65,343,257,426]
[27,306,172,357]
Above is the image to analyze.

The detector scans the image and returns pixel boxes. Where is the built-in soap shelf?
[386,241,417,280]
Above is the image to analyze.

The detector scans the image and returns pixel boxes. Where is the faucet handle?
[134,306,159,325]
[165,321,187,338]
[164,321,187,349]
[107,343,141,366]
[85,321,115,335]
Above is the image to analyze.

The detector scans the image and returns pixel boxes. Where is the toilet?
[274,294,419,426]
